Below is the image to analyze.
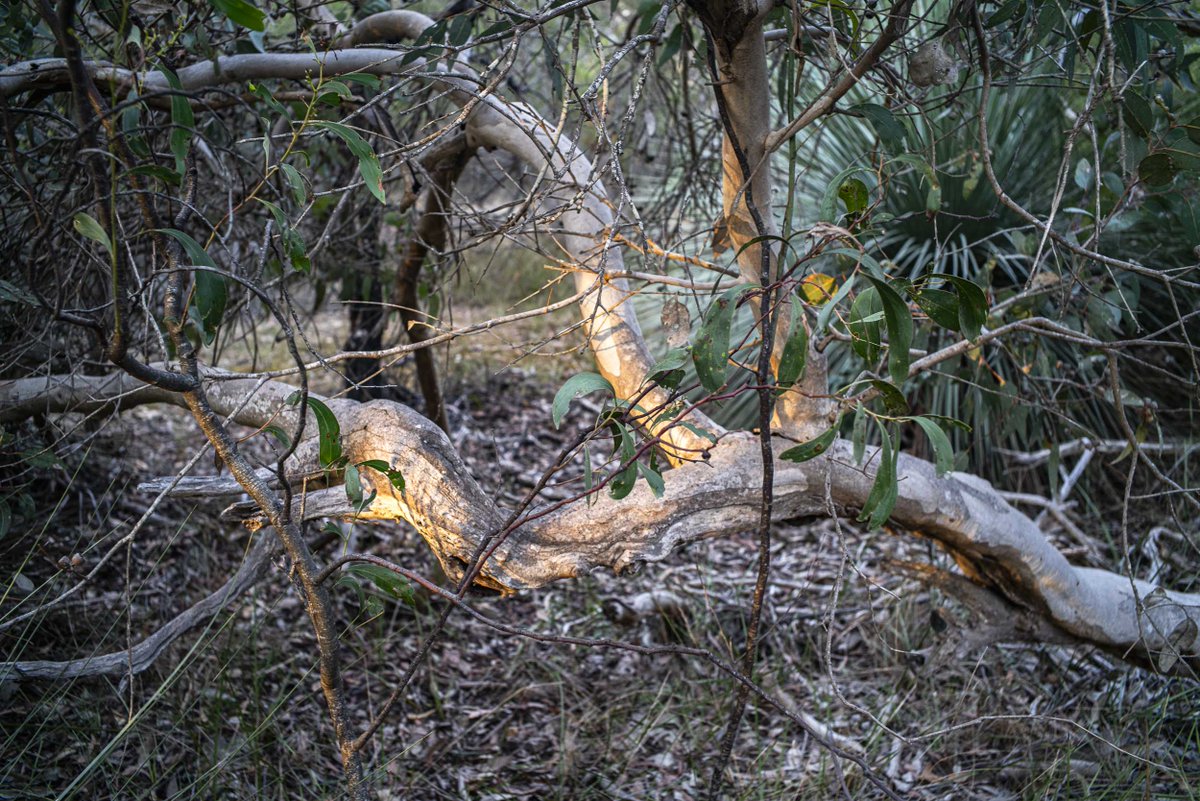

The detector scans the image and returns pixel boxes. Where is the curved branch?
[1,535,277,682]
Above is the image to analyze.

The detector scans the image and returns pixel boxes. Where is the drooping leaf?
[280,162,308,206]
[263,424,291,449]
[859,420,898,529]
[312,120,386,203]
[911,416,954,476]
[638,462,665,498]
[609,424,638,500]
[678,421,717,443]
[692,284,755,392]
[932,274,987,341]
[779,425,839,463]
[159,68,194,176]
[73,212,114,258]
[0,280,37,306]
[552,372,613,428]
[848,286,883,364]
[344,462,364,507]
[285,392,342,467]
[851,402,868,464]
[158,228,227,342]
[816,274,855,334]
[863,275,914,386]
[776,293,809,391]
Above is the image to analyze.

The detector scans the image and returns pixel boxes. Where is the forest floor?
[2,363,1198,801]
[4,251,1199,800]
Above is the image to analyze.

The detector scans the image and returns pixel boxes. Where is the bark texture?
[3,372,1198,671]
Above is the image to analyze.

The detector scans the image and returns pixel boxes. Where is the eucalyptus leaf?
[779,425,838,463]
[312,121,386,203]
[863,276,913,386]
[776,294,809,390]
[552,373,613,428]
[73,212,114,258]
[285,392,342,467]
[692,284,755,392]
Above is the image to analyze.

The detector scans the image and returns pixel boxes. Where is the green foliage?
[552,373,613,428]
[285,392,341,468]
[691,284,756,392]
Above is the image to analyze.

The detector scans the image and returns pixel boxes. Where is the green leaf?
[838,178,869,214]
[779,425,839,463]
[678,421,717,444]
[819,165,870,222]
[852,103,907,152]
[932,274,987,341]
[911,416,953,476]
[73,212,114,258]
[341,73,381,89]
[638,462,665,498]
[345,564,414,603]
[448,14,473,46]
[247,80,288,116]
[609,425,638,500]
[285,392,342,467]
[776,294,809,390]
[160,68,194,176]
[280,162,308,205]
[263,424,291,449]
[862,276,913,386]
[1138,153,1176,186]
[312,121,385,204]
[157,228,227,342]
[344,462,363,507]
[912,287,960,331]
[647,348,690,390]
[867,379,909,416]
[816,274,855,334]
[210,0,265,30]
[1118,92,1147,137]
[0,499,10,540]
[986,0,1022,27]
[19,448,61,469]
[859,420,897,529]
[552,372,613,428]
[851,402,867,464]
[359,459,405,492]
[848,287,883,364]
[692,284,755,392]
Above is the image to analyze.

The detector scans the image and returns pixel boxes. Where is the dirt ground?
[1,365,1197,801]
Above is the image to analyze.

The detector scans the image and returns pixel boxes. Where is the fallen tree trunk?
[3,373,1197,673]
